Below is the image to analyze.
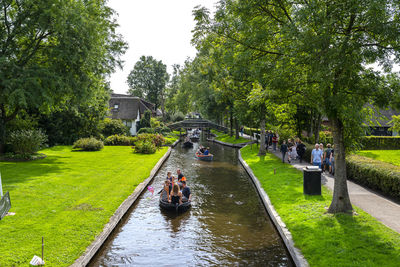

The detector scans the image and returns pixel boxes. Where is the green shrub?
[347,154,400,199]
[161,126,171,134]
[171,112,185,122]
[137,127,155,134]
[133,140,156,154]
[135,133,165,148]
[100,118,130,137]
[72,137,104,151]
[8,129,47,155]
[150,117,161,128]
[361,136,400,150]
[139,110,151,129]
[104,135,136,146]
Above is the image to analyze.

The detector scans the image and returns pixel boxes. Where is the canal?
[90,141,292,266]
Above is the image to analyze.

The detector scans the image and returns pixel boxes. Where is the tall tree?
[127,56,169,111]
[0,0,126,152]
[193,0,400,214]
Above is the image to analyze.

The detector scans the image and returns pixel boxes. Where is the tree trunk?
[235,118,239,139]
[328,117,353,214]
[258,108,266,156]
[229,110,233,137]
[314,114,322,143]
[309,111,314,138]
[0,116,6,154]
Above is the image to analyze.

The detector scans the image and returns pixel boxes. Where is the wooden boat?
[182,141,193,148]
[159,199,191,212]
[190,135,200,142]
[195,152,213,161]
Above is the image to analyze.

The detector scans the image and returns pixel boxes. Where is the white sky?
[107,0,218,94]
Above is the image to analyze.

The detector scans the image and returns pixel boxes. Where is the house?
[366,106,400,136]
[108,93,155,136]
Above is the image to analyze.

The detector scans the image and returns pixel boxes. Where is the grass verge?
[212,130,250,144]
[0,146,168,266]
[241,145,400,267]
[356,150,400,166]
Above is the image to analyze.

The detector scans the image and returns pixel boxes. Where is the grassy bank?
[356,150,400,166]
[0,146,168,266]
[241,145,400,266]
[211,130,249,144]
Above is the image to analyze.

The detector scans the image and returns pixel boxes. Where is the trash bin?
[303,166,321,195]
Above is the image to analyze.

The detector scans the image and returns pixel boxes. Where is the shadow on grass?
[0,155,68,185]
[297,212,400,266]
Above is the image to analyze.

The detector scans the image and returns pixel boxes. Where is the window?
[114,104,119,109]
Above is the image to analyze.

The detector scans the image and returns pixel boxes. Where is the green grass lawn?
[0,146,168,266]
[356,150,400,166]
[212,130,250,144]
[241,145,400,267]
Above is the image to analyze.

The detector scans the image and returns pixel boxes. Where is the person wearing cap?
[181,181,191,202]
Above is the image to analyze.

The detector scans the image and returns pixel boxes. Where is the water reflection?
[90,141,292,266]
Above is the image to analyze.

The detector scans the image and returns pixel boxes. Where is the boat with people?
[195,145,213,161]
[189,135,199,142]
[182,140,193,148]
[159,172,192,213]
[195,152,213,161]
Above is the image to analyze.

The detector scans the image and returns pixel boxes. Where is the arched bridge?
[168,119,229,133]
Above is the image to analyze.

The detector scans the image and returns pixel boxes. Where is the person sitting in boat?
[169,183,182,205]
[160,180,170,201]
[181,181,191,202]
[166,172,175,191]
[199,146,205,154]
[176,169,184,182]
[203,147,210,156]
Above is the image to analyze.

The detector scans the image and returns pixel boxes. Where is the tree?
[0,0,126,152]
[127,56,169,111]
[193,0,400,214]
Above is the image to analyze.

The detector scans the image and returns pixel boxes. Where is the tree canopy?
[0,0,127,149]
[165,0,400,214]
[127,55,169,111]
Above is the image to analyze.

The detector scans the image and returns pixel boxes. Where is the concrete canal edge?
[238,147,309,267]
[71,139,180,267]
[207,138,256,148]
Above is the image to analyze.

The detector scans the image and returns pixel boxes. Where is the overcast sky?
[107,0,218,94]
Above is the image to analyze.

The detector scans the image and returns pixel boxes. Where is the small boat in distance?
[182,141,193,148]
[195,152,213,161]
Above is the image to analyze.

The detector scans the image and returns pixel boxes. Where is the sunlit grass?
[241,145,400,267]
[0,146,168,266]
[356,150,400,166]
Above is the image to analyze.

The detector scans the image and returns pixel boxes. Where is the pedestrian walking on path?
[280,140,288,163]
[311,144,323,168]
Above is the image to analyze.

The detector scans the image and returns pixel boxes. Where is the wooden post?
[42,237,44,265]
[274,169,276,175]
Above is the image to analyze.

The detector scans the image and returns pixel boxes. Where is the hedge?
[347,154,400,199]
[361,136,400,150]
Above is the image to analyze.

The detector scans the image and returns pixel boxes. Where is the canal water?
[90,141,292,266]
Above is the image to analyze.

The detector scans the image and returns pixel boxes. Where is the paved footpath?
[268,148,400,234]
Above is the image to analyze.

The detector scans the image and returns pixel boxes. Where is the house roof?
[368,106,400,127]
[109,94,155,120]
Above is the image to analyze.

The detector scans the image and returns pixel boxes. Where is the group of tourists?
[311,143,334,174]
[160,169,192,205]
[279,138,306,163]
